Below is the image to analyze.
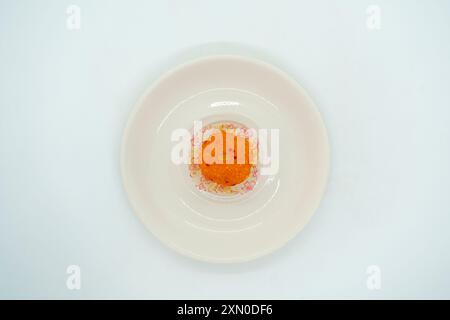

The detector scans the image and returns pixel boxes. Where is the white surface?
[121,55,329,263]
[0,0,449,299]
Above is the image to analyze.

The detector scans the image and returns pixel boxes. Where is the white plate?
[121,55,330,263]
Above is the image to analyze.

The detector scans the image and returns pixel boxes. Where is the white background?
[1,0,449,299]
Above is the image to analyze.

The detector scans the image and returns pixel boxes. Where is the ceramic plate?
[121,55,329,263]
